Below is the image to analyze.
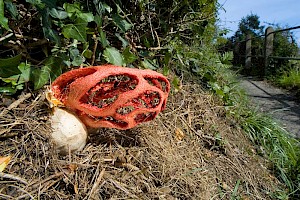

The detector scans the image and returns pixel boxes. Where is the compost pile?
[0,79,281,199]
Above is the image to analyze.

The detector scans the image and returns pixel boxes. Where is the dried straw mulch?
[0,81,282,199]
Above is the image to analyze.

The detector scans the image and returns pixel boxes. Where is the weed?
[241,112,300,185]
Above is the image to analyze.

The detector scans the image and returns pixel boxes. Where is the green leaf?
[141,59,158,70]
[94,1,111,15]
[31,66,51,90]
[163,66,170,76]
[43,56,63,81]
[139,50,150,58]
[62,21,87,42]
[5,1,18,20]
[103,47,125,66]
[15,84,23,90]
[83,49,93,59]
[43,27,60,44]
[49,8,68,19]
[112,13,132,33]
[172,76,181,92]
[215,89,224,97]
[63,2,80,15]
[18,62,31,83]
[1,74,19,85]
[78,12,94,22]
[94,14,102,26]
[103,3,112,13]
[41,0,56,8]
[223,85,230,93]
[72,56,84,66]
[122,47,137,64]
[26,0,45,9]
[210,82,220,90]
[0,0,10,30]
[40,7,60,44]
[98,30,109,48]
[143,37,151,48]
[164,51,172,66]
[0,54,22,78]
[115,33,129,48]
[69,48,84,66]
[0,86,17,94]
[69,48,80,60]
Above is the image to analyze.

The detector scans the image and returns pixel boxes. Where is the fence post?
[264,26,274,76]
[245,34,252,70]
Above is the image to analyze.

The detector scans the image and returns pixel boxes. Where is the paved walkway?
[239,76,300,138]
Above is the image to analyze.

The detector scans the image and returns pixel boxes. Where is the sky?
[217,0,300,44]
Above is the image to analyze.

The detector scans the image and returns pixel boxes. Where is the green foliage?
[0,0,10,30]
[210,65,300,198]
[0,54,22,77]
[228,13,299,76]
[241,112,300,195]
[103,47,125,66]
[0,0,218,94]
[274,61,300,99]
[219,51,233,65]
[278,67,300,88]
[237,14,264,38]
[270,27,299,74]
[173,40,235,105]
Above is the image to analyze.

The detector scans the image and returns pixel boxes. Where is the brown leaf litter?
[0,81,283,199]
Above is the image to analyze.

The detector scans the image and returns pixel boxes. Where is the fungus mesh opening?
[134,112,156,123]
[54,68,97,101]
[117,106,135,115]
[81,75,138,108]
[88,115,128,128]
[144,77,168,92]
[127,91,161,110]
[144,91,161,108]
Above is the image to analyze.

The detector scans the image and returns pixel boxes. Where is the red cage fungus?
[51,65,170,130]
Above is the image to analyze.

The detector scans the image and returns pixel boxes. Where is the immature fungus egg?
[50,107,87,155]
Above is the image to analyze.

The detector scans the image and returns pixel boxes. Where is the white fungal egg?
[50,107,87,155]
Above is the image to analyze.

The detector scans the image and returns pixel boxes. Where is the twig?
[17,173,64,199]
[134,46,167,50]
[0,93,32,117]
[8,185,35,200]
[91,34,98,66]
[109,179,129,194]
[148,13,155,41]
[0,132,19,138]
[0,33,13,42]
[0,172,28,185]
[29,172,64,189]
[0,193,14,200]
[88,168,105,199]
[154,30,161,48]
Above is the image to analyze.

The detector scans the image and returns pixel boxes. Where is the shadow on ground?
[239,76,300,138]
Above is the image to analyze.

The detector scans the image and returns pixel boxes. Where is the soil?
[0,78,284,199]
[239,76,300,138]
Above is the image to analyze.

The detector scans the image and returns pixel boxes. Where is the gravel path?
[239,76,300,138]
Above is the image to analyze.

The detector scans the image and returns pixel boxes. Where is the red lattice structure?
[51,65,170,130]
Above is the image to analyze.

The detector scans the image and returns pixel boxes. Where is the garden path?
[239,76,300,138]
